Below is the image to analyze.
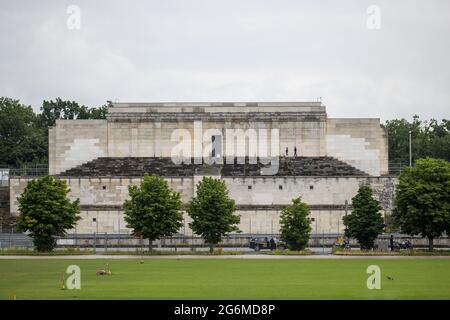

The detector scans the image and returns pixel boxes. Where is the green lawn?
[1,259,450,299]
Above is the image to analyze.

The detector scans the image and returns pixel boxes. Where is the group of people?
[285,147,298,157]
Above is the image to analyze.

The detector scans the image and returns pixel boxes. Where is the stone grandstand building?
[8,102,396,236]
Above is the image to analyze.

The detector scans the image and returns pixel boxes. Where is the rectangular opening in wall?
[211,135,222,158]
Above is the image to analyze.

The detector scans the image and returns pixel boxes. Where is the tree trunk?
[209,243,214,253]
[149,240,153,252]
[428,237,434,251]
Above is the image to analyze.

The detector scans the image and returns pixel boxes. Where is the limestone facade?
[11,102,394,235]
[9,176,396,235]
[49,102,388,176]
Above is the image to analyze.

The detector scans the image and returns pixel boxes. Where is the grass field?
[1,258,450,299]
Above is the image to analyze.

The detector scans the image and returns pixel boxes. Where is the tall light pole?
[409,130,412,167]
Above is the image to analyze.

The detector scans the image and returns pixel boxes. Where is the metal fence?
[9,165,49,177]
[0,166,49,185]
[0,232,33,248]
[1,232,449,251]
[2,162,405,179]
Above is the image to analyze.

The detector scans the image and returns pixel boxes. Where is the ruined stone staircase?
[221,156,367,176]
[58,156,368,177]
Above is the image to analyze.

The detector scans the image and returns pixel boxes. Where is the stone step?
[58,156,368,177]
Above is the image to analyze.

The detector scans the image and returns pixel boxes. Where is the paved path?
[1,254,450,260]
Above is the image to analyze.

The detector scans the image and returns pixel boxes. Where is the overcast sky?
[1,0,449,121]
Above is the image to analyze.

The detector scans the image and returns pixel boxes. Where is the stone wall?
[9,175,396,235]
[10,176,395,214]
[107,117,323,162]
[49,120,108,175]
[72,208,348,235]
[224,176,395,209]
[49,102,388,176]
[326,118,389,175]
[9,177,195,214]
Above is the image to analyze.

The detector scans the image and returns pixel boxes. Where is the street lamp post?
[409,130,412,167]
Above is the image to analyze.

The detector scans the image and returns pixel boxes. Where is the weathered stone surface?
[58,156,367,177]
[9,175,397,235]
[10,102,393,235]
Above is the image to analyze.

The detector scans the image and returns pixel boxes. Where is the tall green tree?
[188,177,239,252]
[16,176,80,251]
[123,174,183,250]
[1,96,110,167]
[343,186,385,250]
[279,198,311,251]
[88,103,109,119]
[393,158,450,250]
[385,116,450,166]
[39,98,108,128]
[0,97,47,166]
[427,119,450,161]
[40,98,89,128]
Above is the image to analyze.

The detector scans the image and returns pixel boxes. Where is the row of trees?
[16,174,243,252]
[279,157,450,251]
[16,157,450,252]
[16,172,313,252]
[0,97,108,167]
[124,175,240,253]
[343,158,450,251]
